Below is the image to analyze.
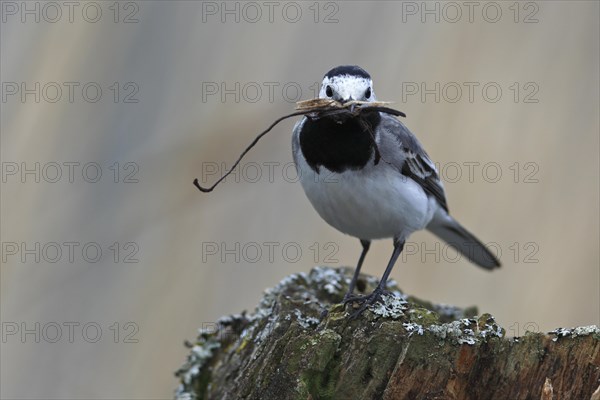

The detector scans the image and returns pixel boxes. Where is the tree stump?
[175,267,600,399]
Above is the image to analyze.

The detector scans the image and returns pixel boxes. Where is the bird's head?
[319,65,376,104]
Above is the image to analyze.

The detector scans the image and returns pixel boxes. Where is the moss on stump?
[175,267,600,400]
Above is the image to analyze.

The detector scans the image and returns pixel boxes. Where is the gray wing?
[376,113,449,212]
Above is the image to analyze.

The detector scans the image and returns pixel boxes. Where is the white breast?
[294,153,436,241]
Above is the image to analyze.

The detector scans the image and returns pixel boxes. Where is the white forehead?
[321,74,372,90]
[319,74,374,100]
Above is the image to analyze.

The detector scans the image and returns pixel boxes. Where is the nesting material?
[295,98,393,112]
[193,98,406,192]
[295,98,404,119]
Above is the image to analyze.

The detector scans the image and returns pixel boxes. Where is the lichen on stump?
[175,267,600,400]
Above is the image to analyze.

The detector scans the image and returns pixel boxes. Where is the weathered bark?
[175,267,600,400]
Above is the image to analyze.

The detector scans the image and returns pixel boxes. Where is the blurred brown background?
[1,1,598,398]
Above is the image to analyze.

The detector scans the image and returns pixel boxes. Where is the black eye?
[325,85,333,97]
[365,88,371,98]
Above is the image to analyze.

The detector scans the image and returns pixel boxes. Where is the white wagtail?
[292,65,500,315]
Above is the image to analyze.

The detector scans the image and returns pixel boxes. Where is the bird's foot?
[344,287,391,319]
[342,292,365,305]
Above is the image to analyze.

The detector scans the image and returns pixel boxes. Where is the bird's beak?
[343,97,356,113]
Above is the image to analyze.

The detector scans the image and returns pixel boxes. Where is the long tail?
[426,211,500,270]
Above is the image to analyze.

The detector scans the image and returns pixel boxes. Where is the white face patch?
[319,75,376,102]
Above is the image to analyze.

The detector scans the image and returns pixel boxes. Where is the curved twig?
[193,101,406,193]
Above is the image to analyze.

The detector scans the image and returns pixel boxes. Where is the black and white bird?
[292,65,500,315]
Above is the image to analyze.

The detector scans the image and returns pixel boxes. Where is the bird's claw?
[344,287,391,319]
[342,292,366,305]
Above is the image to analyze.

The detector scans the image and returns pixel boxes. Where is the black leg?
[343,239,370,301]
[376,238,405,291]
[348,238,405,318]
